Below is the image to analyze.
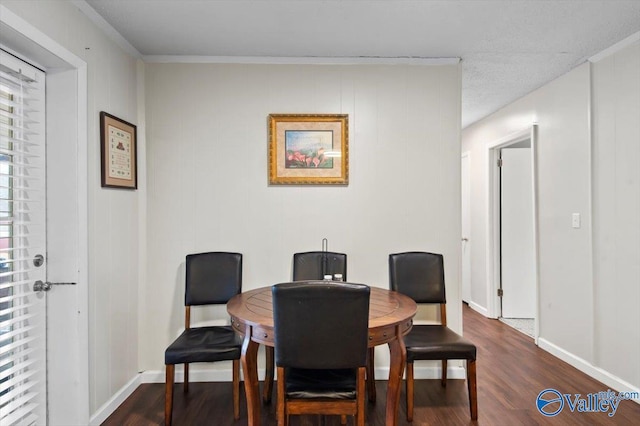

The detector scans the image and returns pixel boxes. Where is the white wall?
[592,40,640,390]
[462,41,640,392]
[1,0,142,415]
[143,62,462,373]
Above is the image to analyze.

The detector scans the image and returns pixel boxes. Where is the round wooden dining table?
[227,285,417,426]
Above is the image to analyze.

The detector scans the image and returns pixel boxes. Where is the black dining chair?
[389,251,478,421]
[272,281,370,426]
[164,252,243,426]
[292,251,348,281]
[263,250,351,403]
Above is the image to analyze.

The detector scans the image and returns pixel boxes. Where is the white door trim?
[0,5,90,423]
[461,151,471,303]
[485,125,540,342]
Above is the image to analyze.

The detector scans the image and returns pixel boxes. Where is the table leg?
[386,326,406,426]
[241,327,260,426]
[263,346,274,403]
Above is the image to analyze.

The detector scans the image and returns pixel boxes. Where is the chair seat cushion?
[405,325,476,362]
[165,326,242,365]
[285,368,357,399]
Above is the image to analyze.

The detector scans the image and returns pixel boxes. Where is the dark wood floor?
[103,304,640,425]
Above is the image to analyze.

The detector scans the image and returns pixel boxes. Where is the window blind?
[0,50,46,426]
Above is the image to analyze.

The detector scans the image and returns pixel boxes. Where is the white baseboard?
[538,338,640,404]
[468,301,489,317]
[140,364,468,384]
[141,367,244,383]
[412,364,467,380]
[89,374,142,425]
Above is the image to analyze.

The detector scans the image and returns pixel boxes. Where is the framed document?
[100,111,137,189]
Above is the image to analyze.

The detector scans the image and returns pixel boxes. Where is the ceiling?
[82,0,640,128]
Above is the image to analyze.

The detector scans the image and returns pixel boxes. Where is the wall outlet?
[572,213,581,229]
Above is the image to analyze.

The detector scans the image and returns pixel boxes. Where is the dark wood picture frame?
[100,111,137,189]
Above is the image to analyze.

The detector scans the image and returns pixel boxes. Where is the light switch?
[572,213,581,229]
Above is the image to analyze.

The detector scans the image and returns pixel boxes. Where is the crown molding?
[589,31,640,63]
[142,55,460,66]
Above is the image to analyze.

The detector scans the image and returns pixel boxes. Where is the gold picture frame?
[268,114,349,185]
[100,111,137,189]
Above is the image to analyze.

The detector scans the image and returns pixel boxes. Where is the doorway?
[498,142,535,337]
[487,126,539,341]
[1,6,89,424]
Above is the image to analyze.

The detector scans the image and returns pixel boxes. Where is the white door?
[0,52,48,424]
[461,152,471,303]
[500,147,536,318]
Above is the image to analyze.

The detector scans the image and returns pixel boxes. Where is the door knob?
[33,280,51,292]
